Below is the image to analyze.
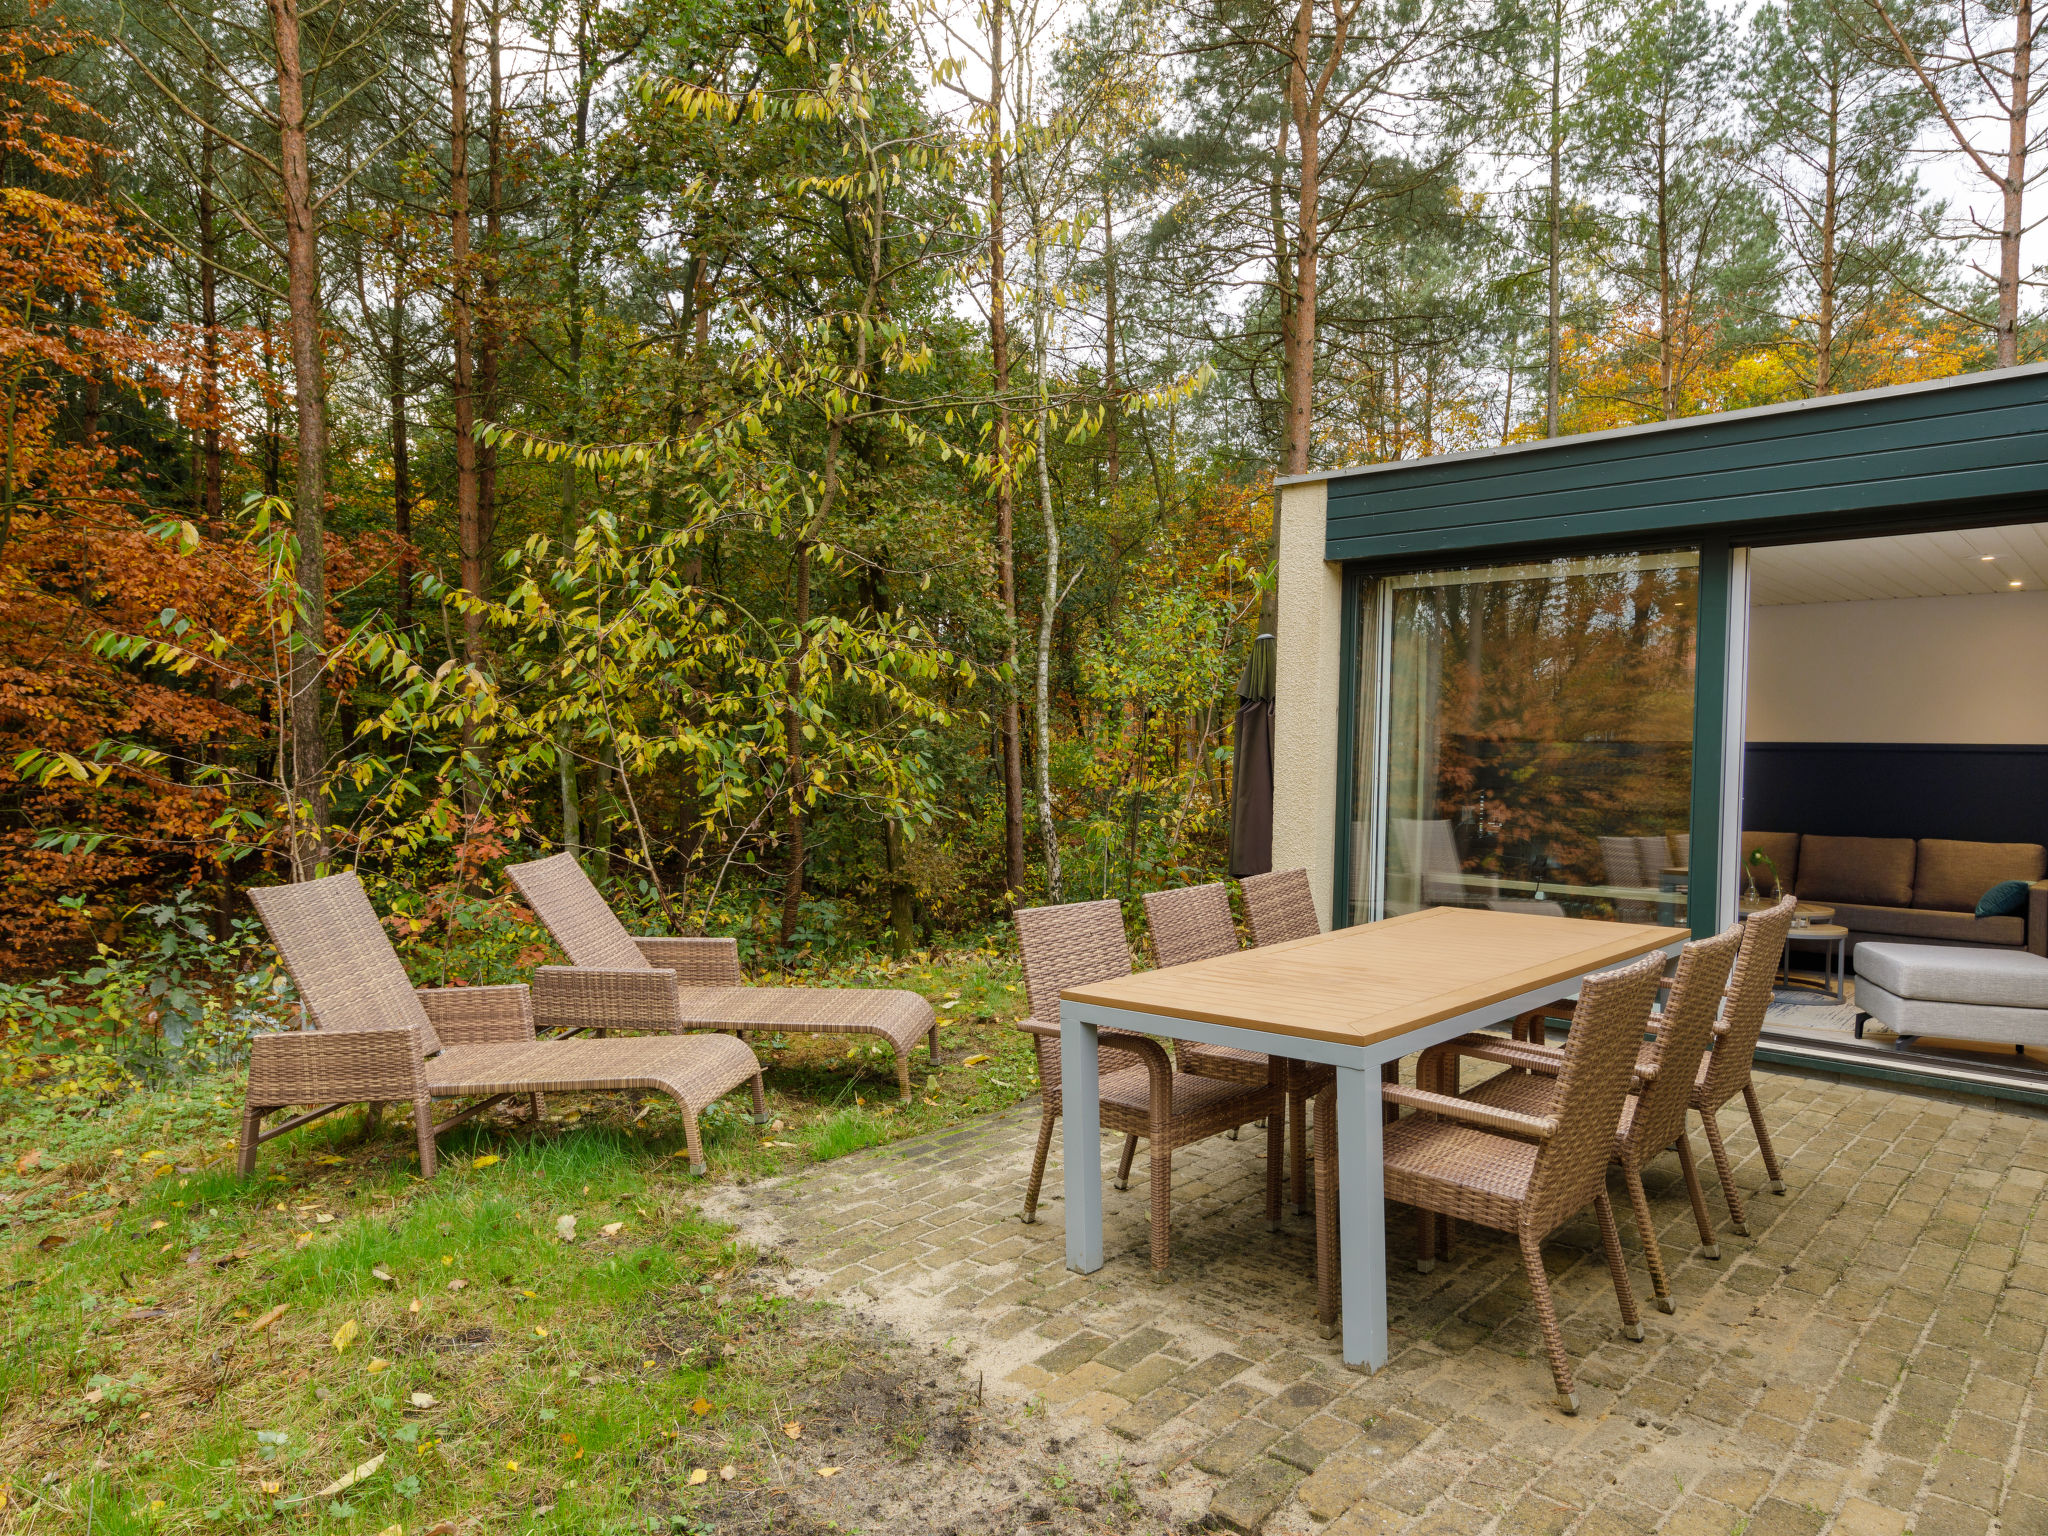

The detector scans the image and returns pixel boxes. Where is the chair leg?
[1517,1231,1578,1413]
[1416,1203,1436,1273]
[681,1106,708,1178]
[1381,1060,1399,1124]
[1022,1109,1056,1224]
[1699,1104,1750,1236]
[1673,1131,1720,1259]
[894,1049,912,1104]
[1290,1090,1309,1215]
[1622,1164,1673,1314]
[1147,1143,1172,1272]
[362,1101,382,1138]
[1743,1080,1787,1194]
[748,1071,769,1124]
[237,1107,264,1178]
[1115,1133,1139,1192]
[1266,1110,1283,1230]
[927,1023,941,1068]
[1314,1085,1338,1337]
[413,1096,438,1179]
[529,1092,548,1123]
[1594,1192,1644,1340]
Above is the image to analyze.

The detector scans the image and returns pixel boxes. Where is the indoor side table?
[1782,922,1850,1001]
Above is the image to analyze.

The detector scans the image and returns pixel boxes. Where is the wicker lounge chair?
[506,853,939,1102]
[1238,866,1319,946]
[1415,922,1742,1313]
[240,874,767,1178]
[1015,898,1285,1271]
[1314,949,1668,1411]
[1143,882,1332,1211]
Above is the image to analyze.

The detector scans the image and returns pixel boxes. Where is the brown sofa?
[1741,832,2048,957]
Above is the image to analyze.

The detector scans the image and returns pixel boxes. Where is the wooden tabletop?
[1060,906,1688,1049]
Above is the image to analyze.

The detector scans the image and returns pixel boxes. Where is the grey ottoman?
[1854,943,2048,1050]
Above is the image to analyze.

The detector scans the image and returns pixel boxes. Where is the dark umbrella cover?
[1228,632,1277,879]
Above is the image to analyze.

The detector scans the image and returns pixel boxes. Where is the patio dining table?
[1057,905,1688,1370]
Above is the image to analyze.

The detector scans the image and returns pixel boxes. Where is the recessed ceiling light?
[1982,554,1998,561]
[2011,579,2023,588]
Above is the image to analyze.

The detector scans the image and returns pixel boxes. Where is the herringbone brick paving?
[708,1067,2048,1535]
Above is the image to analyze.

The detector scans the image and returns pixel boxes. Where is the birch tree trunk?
[1031,231,1062,905]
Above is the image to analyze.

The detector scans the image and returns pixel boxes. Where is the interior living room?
[1741,520,2048,1089]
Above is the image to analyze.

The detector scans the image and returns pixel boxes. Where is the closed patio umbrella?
[1229,632,1276,879]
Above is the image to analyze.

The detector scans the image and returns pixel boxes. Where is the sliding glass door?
[1349,549,1701,928]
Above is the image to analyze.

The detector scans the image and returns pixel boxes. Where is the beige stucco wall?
[1269,477,1344,926]
[1746,591,2048,743]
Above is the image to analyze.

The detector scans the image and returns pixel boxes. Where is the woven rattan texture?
[634,936,743,985]
[1143,883,1240,970]
[247,874,443,1054]
[1240,867,1320,947]
[506,852,651,970]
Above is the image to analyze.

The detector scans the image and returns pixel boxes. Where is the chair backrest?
[1700,892,1798,1106]
[1625,923,1742,1158]
[506,852,651,971]
[1012,899,1140,1093]
[1525,948,1666,1231]
[1143,883,1239,969]
[1599,835,1656,922]
[1240,867,1320,947]
[246,873,442,1054]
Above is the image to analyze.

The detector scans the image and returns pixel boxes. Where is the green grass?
[0,941,1038,1533]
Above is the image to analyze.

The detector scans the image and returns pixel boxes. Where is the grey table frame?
[1058,937,1686,1372]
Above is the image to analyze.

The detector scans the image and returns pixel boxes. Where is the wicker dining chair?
[1312,949,1668,1412]
[1143,882,1332,1211]
[507,853,939,1101]
[1238,867,1320,946]
[1240,866,1399,1178]
[1506,894,1798,1247]
[1414,922,1742,1314]
[1014,899,1285,1271]
[241,874,767,1178]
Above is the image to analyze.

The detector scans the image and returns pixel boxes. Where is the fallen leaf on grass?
[816,1466,842,1478]
[375,1525,403,1536]
[533,1326,548,1338]
[961,1054,990,1066]
[315,1155,344,1166]
[782,1421,801,1439]
[471,1155,499,1170]
[689,1397,711,1416]
[331,1319,359,1353]
[599,1222,623,1238]
[295,1234,314,1249]
[14,1148,42,1174]
[247,1303,289,1334]
[687,1468,710,1485]
[36,1235,66,1253]
[260,1480,281,1495]
[447,1279,468,1292]
[367,1357,390,1373]
[719,1465,736,1481]
[372,1266,395,1283]
[555,1215,577,1243]
[423,1524,459,1535]
[409,1299,422,1314]
[315,1214,335,1225]
[315,1451,385,1498]
[148,1219,167,1231]
[410,1391,436,1408]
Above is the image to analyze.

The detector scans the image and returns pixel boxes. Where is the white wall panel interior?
[1746,590,2048,743]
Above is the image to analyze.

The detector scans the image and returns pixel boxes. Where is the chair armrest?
[417,984,535,1046]
[1017,1018,1175,1077]
[530,966,680,1032]
[635,935,742,986]
[1382,1082,1557,1140]
[247,1026,426,1107]
[2029,881,2048,958]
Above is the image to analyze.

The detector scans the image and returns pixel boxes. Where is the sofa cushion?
[1741,831,1800,896]
[1913,838,2047,912]
[1976,879,2033,918]
[1833,903,2025,946]
[1854,943,2048,1007]
[1797,835,1915,907]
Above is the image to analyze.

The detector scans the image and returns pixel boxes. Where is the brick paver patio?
[707,1067,2048,1535]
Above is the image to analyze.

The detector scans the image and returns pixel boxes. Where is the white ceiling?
[1749,521,2048,605]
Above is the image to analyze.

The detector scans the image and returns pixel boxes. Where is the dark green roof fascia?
[1300,365,2048,564]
